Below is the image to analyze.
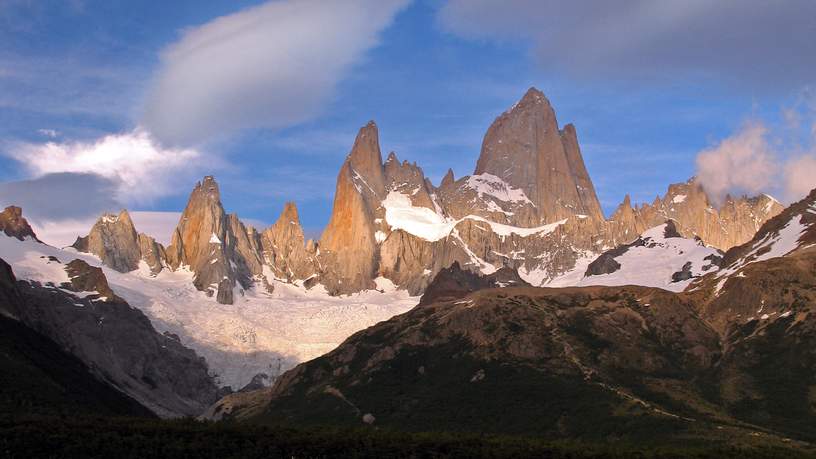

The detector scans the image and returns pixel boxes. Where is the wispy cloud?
[0,54,146,123]
[142,0,410,146]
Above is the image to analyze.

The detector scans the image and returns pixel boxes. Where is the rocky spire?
[166,176,238,304]
[226,213,264,286]
[318,123,385,294]
[138,233,167,275]
[261,202,316,283]
[347,120,386,198]
[72,210,142,273]
[474,87,603,223]
[0,206,38,241]
[383,152,437,211]
[71,209,168,275]
[440,168,455,188]
[559,123,604,220]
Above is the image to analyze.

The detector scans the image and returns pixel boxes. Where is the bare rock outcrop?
[383,152,438,211]
[166,176,262,304]
[63,259,123,302]
[138,233,167,275]
[71,210,143,273]
[0,206,38,241]
[474,87,604,224]
[261,202,316,283]
[71,210,169,276]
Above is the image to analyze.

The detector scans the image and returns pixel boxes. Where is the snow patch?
[382,192,454,242]
[383,191,566,242]
[465,174,533,204]
[549,224,720,292]
[715,214,810,290]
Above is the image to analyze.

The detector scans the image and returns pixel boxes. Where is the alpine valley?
[2,88,814,457]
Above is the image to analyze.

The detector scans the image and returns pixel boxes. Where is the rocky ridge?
[0,271,155,419]
[69,88,783,301]
[607,180,783,249]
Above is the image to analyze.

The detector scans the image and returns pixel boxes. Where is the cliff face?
[318,122,384,294]
[0,257,155,418]
[71,209,169,276]
[0,206,38,242]
[13,259,221,417]
[72,210,142,273]
[474,88,604,224]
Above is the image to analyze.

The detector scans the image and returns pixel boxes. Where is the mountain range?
[64,87,782,303]
[1,87,811,452]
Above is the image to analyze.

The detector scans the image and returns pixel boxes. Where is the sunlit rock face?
[166,176,263,304]
[0,206,38,242]
[475,87,604,225]
[65,88,785,297]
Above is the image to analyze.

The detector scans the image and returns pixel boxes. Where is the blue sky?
[1,0,814,237]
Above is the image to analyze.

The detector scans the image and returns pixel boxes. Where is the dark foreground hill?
[0,313,153,419]
[1,416,812,459]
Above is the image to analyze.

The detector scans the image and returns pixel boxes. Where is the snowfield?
[547,224,721,292]
[465,173,533,204]
[382,190,566,242]
[0,236,418,390]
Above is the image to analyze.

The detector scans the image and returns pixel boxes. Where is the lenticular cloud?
[141,0,409,146]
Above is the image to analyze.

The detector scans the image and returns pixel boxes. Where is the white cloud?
[142,0,409,146]
[4,129,202,204]
[695,123,778,205]
[696,111,816,204]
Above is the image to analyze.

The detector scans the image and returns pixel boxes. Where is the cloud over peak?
[142,0,409,146]
[695,123,777,205]
[4,129,201,205]
[695,98,816,205]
